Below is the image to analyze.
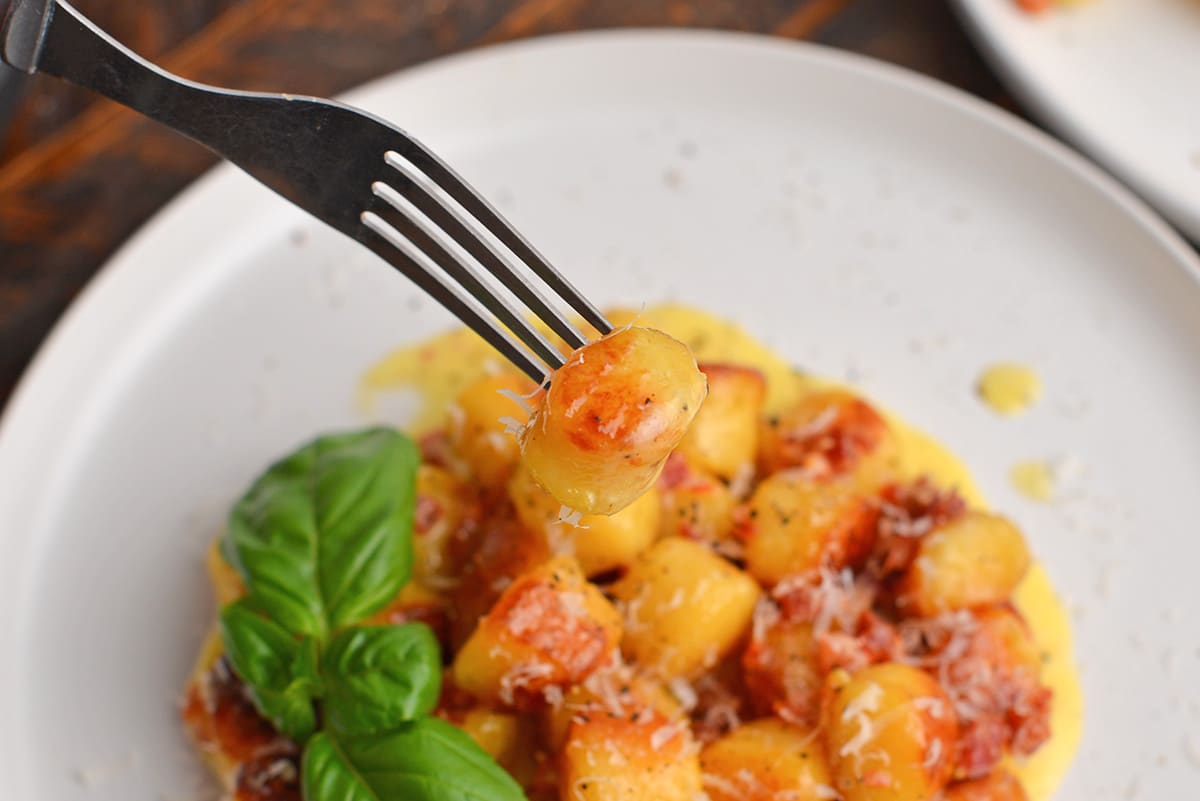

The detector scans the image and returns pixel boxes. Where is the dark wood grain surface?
[0,0,1014,408]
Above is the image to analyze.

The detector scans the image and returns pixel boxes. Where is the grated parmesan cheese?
[701,773,743,798]
[1183,734,1200,768]
[841,682,884,723]
[728,462,756,500]
[650,721,685,751]
[556,505,586,528]
[668,676,699,712]
[922,737,942,770]
[495,386,535,414]
[839,714,877,759]
[497,661,555,705]
[912,696,946,719]
[482,431,510,452]
[498,415,525,437]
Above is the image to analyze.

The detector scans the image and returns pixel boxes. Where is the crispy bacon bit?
[690,671,745,744]
[816,612,903,675]
[658,451,693,489]
[379,602,450,652]
[235,751,302,801]
[182,658,292,764]
[902,608,1053,779]
[419,429,455,468]
[414,494,443,534]
[747,568,901,721]
[502,584,608,673]
[944,770,1030,801]
[956,718,1008,780]
[743,599,820,726]
[869,479,966,578]
[773,567,875,635]
[449,512,550,648]
[1016,0,1052,13]
[1009,689,1053,755]
[760,392,889,478]
[434,673,479,718]
[483,576,615,707]
[862,769,894,788]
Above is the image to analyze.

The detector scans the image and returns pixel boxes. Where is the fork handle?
[4,0,236,146]
[1,0,376,238]
[0,0,50,73]
[4,1,170,106]
[2,0,313,195]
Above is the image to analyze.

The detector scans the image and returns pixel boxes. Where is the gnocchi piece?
[700,718,834,801]
[509,463,660,577]
[560,707,702,801]
[944,770,1029,801]
[542,666,684,751]
[448,373,534,488]
[824,663,958,801]
[759,388,895,488]
[452,556,622,707]
[898,511,1031,615]
[611,538,759,678]
[520,326,707,515]
[676,363,766,480]
[453,708,537,786]
[207,540,245,607]
[739,472,877,587]
[657,454,737,550]
[412,464,476,590]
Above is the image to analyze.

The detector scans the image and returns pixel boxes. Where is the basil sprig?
[220,599,321,742]
[218,427,525,801]
[322,623,442,737]
[304,718,526,801]
[221,427,419,640]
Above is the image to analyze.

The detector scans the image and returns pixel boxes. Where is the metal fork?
[1,0,612,383]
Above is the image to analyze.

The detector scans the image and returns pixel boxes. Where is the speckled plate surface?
[1,30,1198,801]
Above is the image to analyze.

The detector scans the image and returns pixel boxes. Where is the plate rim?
[4,28,1198,446]
[950,0,1200,242]
[2,27,1200,797]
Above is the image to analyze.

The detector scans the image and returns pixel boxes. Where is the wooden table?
[0,0,1017,407]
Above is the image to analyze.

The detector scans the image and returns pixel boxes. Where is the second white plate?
[954,0,1200,241]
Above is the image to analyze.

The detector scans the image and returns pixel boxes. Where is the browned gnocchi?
[184,311,1065,801]
[519,326,707,515]
[823,663,958,801]
[701,717,834,801]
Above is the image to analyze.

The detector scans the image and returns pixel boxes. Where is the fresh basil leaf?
[219,600,319,742]
[303,718,527,801]
[222,427,419,640]
[322,623,441,736]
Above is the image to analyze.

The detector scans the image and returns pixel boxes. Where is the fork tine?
[385,151,592,351]
[390,143,614,339]
[360,210,550,385]
[371,180,566,372]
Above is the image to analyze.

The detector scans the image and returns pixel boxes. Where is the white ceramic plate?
[1,30,1199,801]
[953,0,1200,242]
